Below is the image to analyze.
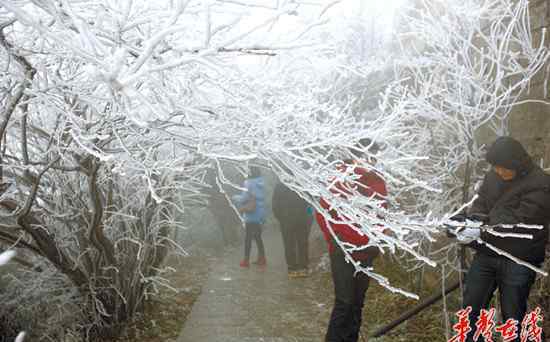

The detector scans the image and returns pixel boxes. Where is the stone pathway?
[177,228,329,342]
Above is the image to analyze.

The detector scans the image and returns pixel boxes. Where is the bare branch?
[87,162,117,266]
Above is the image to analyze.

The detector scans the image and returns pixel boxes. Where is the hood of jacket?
[486,136,533,177]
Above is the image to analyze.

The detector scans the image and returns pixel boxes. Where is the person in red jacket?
[316,139,387,342]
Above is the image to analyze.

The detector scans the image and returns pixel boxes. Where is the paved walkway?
[177,228,329,342]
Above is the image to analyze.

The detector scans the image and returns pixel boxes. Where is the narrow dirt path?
[176,226,455,342]
[177,228,330,342]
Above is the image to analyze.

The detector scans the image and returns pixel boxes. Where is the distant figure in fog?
[272,179,314,278]
[204,169,240,247]
[233,166,266,268]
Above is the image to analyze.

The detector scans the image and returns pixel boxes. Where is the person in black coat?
[455,136,550,342]
[272,180,313,277]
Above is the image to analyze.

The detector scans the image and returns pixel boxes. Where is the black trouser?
[279,220,310,271]
[243,222,265,261]
[463,253,538,342]
[326,249,373,342]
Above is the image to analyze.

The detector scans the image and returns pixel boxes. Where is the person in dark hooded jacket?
[456,136,550,342]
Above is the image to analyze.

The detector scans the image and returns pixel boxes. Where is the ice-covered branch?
[478,239,548,276]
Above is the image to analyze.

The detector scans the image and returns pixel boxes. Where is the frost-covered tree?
[0,0,406,337]
[382,0,550,280]
[246,0,549,297]
[0,0,548,338]
[0,0,337,337]
[0,249,26,341]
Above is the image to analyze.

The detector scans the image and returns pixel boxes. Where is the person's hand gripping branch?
[445,212,489,244]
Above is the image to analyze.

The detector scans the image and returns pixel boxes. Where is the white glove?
[456,227,480,244]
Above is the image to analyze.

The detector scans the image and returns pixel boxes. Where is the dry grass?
[114,253,212,342]
[363,256,462,341]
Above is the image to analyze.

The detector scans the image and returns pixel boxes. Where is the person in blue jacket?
[233,165,266,267]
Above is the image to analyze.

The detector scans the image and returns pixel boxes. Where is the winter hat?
[485,136,532,173]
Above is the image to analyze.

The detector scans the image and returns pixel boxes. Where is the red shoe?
[239,260,250,268]
[253,256,266,266]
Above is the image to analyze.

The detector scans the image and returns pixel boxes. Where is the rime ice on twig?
[0,250,16,266]
[477,239,548,276]
[15,332,26,342]
[484,230,533,240]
